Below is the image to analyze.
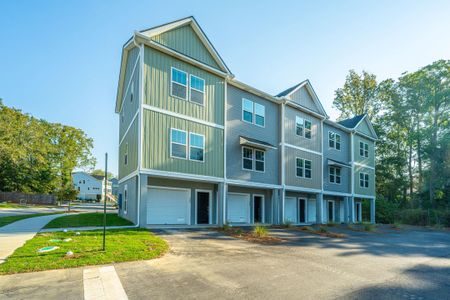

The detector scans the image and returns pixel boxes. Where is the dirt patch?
[215,227,285,244]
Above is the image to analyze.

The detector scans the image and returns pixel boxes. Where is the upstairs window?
[124,143,128,165]
[329,132,341,150]
[171,67,188,100]
[189,133,205,162]
[242,99,265,127]
[242,147,265,172]
[359,172,369,188]
[189,75,205,105]
[329,166,341,184]
[170,129,187,159]
[296,158,312,178]
[359,141,369,158]
[296,117,312,139]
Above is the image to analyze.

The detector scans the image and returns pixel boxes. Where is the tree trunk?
[429,97,439,209]
[408,142,414,207]
[416,117,423,208]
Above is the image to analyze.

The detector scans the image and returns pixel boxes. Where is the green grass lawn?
[0,229,168,274]
[0,213,62,228]
[43,212,133,229]
[0,202,55,209]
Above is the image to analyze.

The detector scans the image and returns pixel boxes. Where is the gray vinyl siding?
[118,175,138,224]
[119,117,138,180]
[354,165,376,196]
[284,106,322,153]
[323,123,351,193]
[354,135,375,167]
[356,118,373,137]
[119,47,140,140]
[227,186,273,224]
[226,85,280,184]
[289,86,321,114]
[141,176,218,226]
[284,147,322,190]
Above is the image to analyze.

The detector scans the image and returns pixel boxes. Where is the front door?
[355,202,361,223]
[299,198,306,223]
[328,201,334,222]
[196,191,210,224]
[253,196,263,223]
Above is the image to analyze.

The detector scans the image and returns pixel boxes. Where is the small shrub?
[283,220,293,228]
[327,222,337,227]
[253,225,268,238]
[318,226,328,233]
[363,222,375,232]
[392,222,402,229]
[302,226,313,232]
[222,223,230,231]
[235,228,243,235]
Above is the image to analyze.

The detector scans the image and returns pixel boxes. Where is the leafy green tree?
[91,169,115,179]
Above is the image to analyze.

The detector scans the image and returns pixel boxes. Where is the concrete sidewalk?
[0,213,68,264]
[40,225,137,233]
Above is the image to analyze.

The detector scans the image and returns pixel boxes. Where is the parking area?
[1,226,449,299]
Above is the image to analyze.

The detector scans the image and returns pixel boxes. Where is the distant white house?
[72,172,112,201]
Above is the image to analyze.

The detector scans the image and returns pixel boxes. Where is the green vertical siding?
[119,117,139,180]
[144,47,224,125]
[353,135,375,167]
[354,165,375,196]
[151,25,221,69]
[142,110,223,178]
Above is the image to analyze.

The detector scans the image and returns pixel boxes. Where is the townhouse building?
[115,17,377,227]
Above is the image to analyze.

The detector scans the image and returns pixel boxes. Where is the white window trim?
[295,116,312,139]
[189,132,205,163]
[189,74,205,106]
[328,131,341,151]
[170,128,188,160]
[329,166,341,185]
[295,157,312,179]
[123,184,128,214]
[304,120,312,139]
[359,172,369,188]
[170,67,188,101]
[359,141,369,158]
[242,98,265,128]
[241,146,265,173]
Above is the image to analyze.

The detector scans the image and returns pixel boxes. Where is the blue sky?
[1,0,449,175]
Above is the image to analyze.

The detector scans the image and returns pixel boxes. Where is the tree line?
[333,60,449,221]
[0,100,96,200]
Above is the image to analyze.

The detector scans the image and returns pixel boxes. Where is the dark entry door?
[197,192,210,224]
[328,201,334,222]
[299,199,306,223]
[254,196,263,223]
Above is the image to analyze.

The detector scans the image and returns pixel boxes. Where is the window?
[328,132,341,150]
[124,143,128,165]
[359,172,369,188]
[189,75,205,105]
[255,149,265,172]
[329,167,341,184]
[242,99,265,127]
[189,133,205,162]
[130,81,134,103]
[123,185,128,214]
[242,147,265,172]
[295,117,312,139]
[171,67,188,100]
[359,141,369,158]
[296,158,312,178]
[170,129,187,159]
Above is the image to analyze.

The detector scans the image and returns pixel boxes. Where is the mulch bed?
[216,227,285,244]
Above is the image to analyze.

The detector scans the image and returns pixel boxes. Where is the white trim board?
[284,185,322,194]
[141,168,224,183]
[118,170,139,184]
[353,162,375,170]
[284,143,322,156]
[119,110,139,146]
[353,193,376,200]
[226,179,281,190]
[142,104,224,129]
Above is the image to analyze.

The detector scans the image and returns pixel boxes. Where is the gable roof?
[338,114,378,139]
[275,80,328,117]
[139,16,231,74]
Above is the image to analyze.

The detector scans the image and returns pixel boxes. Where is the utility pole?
[102,153,108,251]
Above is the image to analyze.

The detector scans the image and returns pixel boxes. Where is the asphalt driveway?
[1,226,449,299]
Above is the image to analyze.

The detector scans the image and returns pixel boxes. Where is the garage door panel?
[285,197,297,223]
[227,193,250,223]
[147,188,190,225]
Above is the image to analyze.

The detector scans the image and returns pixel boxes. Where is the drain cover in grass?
[38,246,59,253]
[63,238,72,242]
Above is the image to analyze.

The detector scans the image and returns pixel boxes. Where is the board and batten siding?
[118,175,138,224]
[119,48,140,140]
[353,135,375,167]
[289,86,322,115]
[142,110,223,178]
[143,47,224,125]
[284,106,322,153]
[226,84,280,184]
[354,165,376,196]
[356,119,373,137]
[150,25,221,70]
[119,117,139,180]
[284,147,322,190]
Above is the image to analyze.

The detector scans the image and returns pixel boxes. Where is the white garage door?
[285,197,297,223]
[147,188,190,225]
[227,193,250,223]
